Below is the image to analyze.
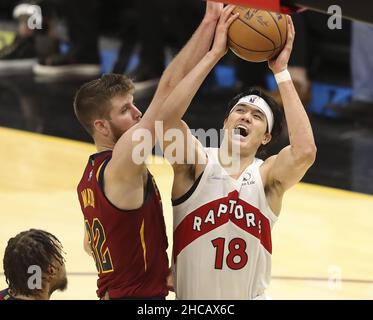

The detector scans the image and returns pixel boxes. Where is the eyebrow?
[252,109,265,117]
[235,104,265,116]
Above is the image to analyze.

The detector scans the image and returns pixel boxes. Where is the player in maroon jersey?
[1,229,67,300]
[74,2,238,299]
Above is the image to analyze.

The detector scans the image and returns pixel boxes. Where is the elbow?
[304,144,317,165]
[295,144,317,166]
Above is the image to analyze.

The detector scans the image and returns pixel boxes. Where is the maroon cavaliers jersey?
[77,151,169,299]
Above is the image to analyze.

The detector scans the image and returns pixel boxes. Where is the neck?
[218,146,256,178]
[93,134,116,152]
[10,288,51,300]
[96,142,114,153]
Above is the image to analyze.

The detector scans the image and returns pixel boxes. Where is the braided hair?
[3,229,64,297]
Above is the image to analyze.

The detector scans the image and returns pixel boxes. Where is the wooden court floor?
[1,127,372,300]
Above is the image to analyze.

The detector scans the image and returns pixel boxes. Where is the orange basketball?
[228,7,288,62]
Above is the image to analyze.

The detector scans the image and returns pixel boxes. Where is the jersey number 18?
[212,237,248,270]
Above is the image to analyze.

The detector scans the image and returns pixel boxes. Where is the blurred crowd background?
[1,0,372,117]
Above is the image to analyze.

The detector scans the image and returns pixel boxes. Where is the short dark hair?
[73,73,135,136]
[224,87,285,156]
[3,229,64,297]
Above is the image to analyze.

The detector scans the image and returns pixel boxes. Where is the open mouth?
[234,125,249,138]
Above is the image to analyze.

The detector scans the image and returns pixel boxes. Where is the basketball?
[228,7,288,62]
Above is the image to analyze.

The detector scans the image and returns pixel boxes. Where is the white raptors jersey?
[172,148,278,300]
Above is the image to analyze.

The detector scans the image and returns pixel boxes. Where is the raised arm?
[155,6,239,199]
[263,16,317,195]
[107,2,225,185]
[109,2,224,177]
[157,5,238,124]
[145,1,224,113]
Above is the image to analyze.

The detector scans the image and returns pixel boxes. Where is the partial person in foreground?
[1,229,67,300]
[157,15,317,299]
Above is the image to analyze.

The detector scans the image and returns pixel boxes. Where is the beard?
[50,275,68,295]
[109,122,126,143]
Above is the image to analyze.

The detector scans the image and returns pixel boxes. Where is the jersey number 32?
[85,218,114,274]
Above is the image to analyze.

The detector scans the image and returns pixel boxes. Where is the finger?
[224,4,236,12]
[289,15,296,35]
[224,6,237,24]
[218,5,233,19]
[287,15,295,37]
[285,16,295,44]
[222,4,236,19]
[226,12,240,26]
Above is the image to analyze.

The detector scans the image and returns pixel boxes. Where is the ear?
[46,265,57,280]
[261,132,272,145]
[93,119,110,136]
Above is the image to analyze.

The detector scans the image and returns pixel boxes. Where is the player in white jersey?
[157,11,316,299]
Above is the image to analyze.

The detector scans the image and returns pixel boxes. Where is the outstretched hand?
[210,5,239,58]
[268,15,295,74]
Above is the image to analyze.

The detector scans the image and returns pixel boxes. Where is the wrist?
[202,15,219,25]
[207,49,222,59]
[274,69,292,84]
[209,48,224,59]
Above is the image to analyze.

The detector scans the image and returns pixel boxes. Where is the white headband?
[229,95,274,133]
